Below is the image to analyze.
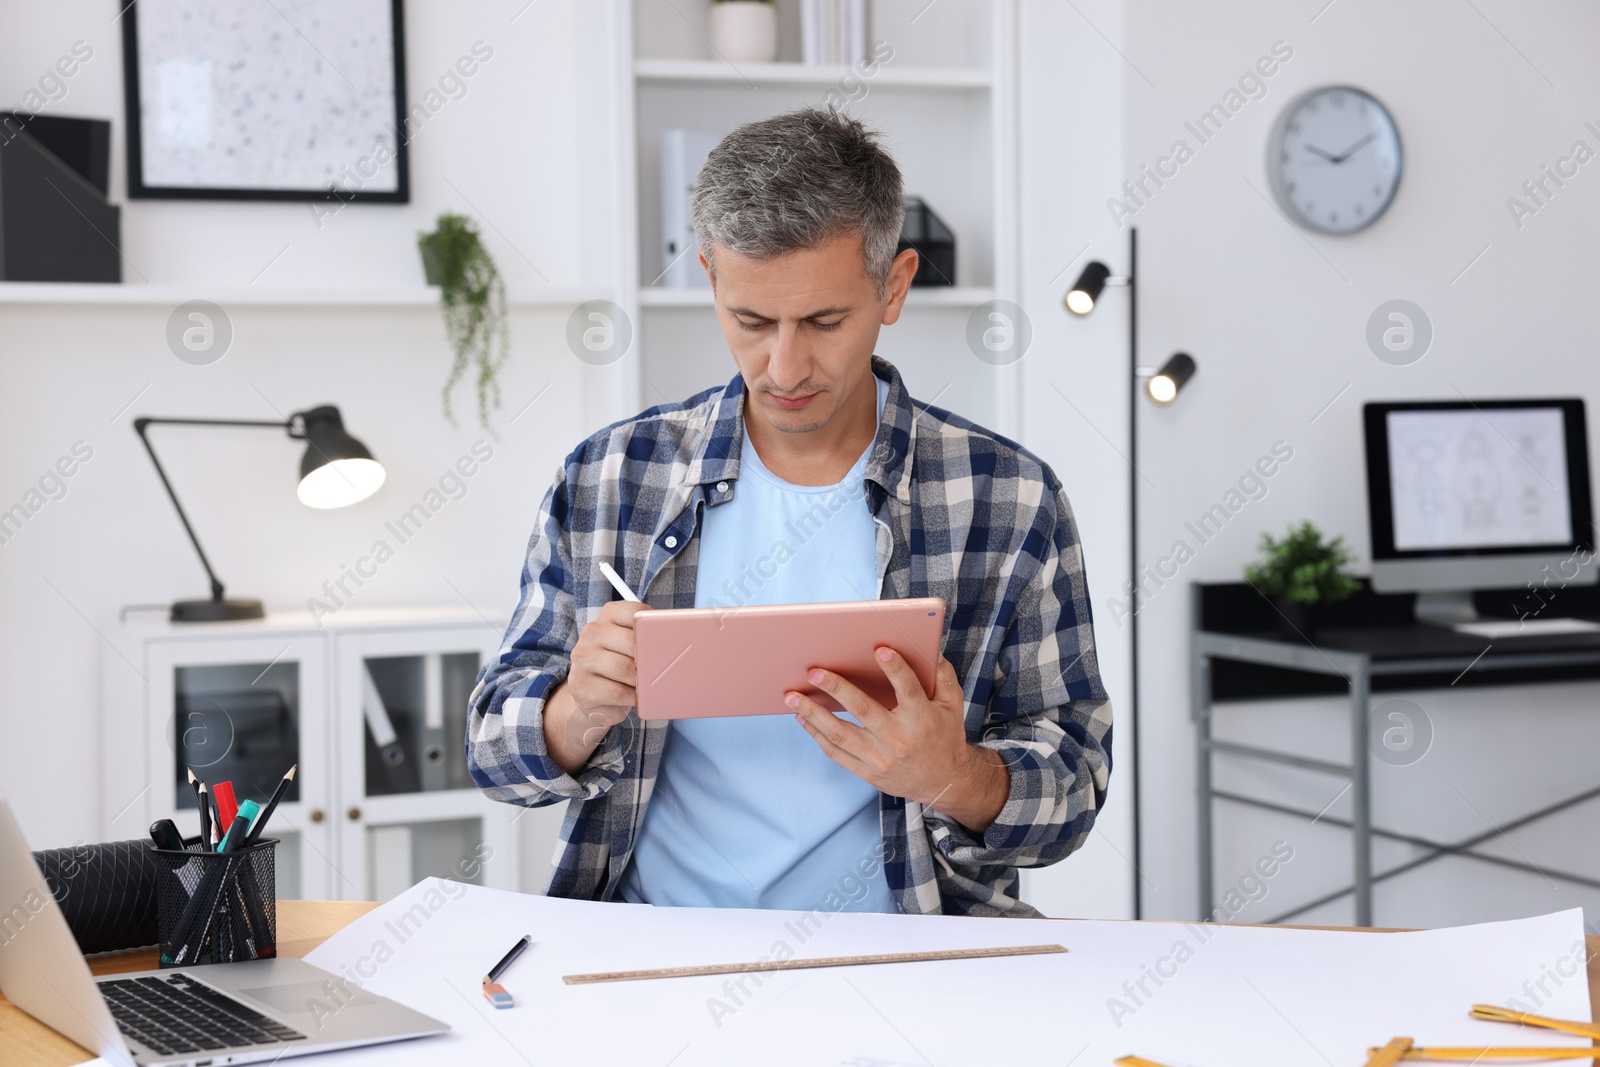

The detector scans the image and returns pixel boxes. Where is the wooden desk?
[3,904,1597,1066]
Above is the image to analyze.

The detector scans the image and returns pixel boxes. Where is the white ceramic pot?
[708,2,778,63]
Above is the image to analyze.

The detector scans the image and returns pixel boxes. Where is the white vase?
[708,2,778,63]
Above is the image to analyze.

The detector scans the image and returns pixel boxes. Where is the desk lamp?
[133,405,385,622]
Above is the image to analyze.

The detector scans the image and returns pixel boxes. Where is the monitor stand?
[1413,589,1479,626]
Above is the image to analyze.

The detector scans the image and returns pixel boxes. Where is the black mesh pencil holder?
[151,840,278,968]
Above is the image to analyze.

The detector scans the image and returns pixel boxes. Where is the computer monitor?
[1363,398,1596,624]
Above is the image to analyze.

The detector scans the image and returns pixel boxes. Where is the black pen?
[482,935,532,1009]
[149,819,186,852]
[196,781,212,851]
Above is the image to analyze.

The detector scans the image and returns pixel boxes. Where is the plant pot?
[709,2,777,63]
[1273,599,1319,640]
[418,238,446,286]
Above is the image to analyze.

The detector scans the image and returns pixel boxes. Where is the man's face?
[703,233,916,437]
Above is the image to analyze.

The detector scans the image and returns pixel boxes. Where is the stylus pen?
[597,561,641,602]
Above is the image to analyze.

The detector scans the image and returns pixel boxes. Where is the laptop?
[0,793,447,1066]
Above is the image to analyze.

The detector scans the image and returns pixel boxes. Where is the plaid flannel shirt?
[467,354,1113,916]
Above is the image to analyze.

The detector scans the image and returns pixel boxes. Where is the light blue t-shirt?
[618,374,894,912]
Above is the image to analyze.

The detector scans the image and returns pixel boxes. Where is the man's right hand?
[543,600,652,776]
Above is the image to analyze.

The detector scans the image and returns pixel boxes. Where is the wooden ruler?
[563,943,1068,986]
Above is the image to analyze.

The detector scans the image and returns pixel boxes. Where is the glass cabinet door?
[360,652,480,796]
[366,816,490,902]
[335,628,517,901]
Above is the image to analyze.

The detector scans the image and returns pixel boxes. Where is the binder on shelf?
[419,654,447,793]
[898,197,956,287]
[363,663,418,794]
[800,0,867,66]
[802,0,821,64]
[847,0,867,67]
[659,130,719,289]
[0,113,120,282]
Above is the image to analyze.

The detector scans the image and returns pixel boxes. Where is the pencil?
[196,781,212,852]
[244,764,295,846]
[187,769,208,851]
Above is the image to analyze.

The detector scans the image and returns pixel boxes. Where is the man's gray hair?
[691,107,905,295]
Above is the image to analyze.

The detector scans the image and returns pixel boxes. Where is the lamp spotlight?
[1146,353,1197,405]
[1064,261,1111,316]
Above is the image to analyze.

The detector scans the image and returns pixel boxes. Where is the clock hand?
[1328,132,1377,164]
[1302,144,1339,162]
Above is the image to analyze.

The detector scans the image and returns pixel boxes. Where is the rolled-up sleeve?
[925,483,1113,868]
[466,467,628,808]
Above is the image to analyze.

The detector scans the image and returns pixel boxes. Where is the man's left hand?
[787,648,1010,835]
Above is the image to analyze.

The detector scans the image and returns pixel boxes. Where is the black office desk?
[1192,581,1600,927]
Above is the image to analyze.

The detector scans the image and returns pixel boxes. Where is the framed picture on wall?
[120,0,409,202]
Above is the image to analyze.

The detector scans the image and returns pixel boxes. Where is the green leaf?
[1243,521,1359,604]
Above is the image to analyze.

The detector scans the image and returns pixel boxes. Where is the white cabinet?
[102,607,531,903]
[332,625,518,900]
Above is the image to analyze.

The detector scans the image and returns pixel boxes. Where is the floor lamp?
[1065,226,1198,919]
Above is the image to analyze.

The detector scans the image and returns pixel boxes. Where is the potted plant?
[1244,521,1361,637]
[417,212,508,431]
[709,0,777,63]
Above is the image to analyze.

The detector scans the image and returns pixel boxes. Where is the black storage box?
[897,197,955,287]
[0,112,121,282]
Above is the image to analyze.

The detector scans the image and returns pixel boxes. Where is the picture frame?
[120,0,409,203]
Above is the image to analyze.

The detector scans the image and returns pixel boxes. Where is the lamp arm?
[132,416,291,603]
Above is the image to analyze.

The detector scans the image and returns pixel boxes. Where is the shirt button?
[664,535,678,549]
[716,481,729,493]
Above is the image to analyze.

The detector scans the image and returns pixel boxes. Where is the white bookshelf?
[0,282,610,308]
[633,57,994,89]
[639,285,997,308]
[601,0,1022,437]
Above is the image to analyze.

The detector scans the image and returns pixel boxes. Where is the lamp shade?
[295,406,386,509]
[1147,353,1197,404]
[1065,261,1111,316]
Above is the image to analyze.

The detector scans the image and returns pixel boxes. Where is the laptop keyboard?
[100,973,307,1057]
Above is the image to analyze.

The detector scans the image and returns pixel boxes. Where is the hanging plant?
[417,212,508,430]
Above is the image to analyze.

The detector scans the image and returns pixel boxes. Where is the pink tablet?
[633,597,947,720]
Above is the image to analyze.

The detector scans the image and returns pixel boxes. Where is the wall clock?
[1268,86,1402,235]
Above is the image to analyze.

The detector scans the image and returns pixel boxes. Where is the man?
[467,107,1111,917]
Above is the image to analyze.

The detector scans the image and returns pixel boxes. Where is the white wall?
[1124,0,1600,927]
[1015,0,1137,919]
[0,0,611,877]
[29,0,1579,933]
[1,0,1147,921]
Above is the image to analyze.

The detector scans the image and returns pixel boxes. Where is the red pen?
[212,782,239,846]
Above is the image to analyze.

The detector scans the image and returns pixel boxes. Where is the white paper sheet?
[303,879,1593,1066]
